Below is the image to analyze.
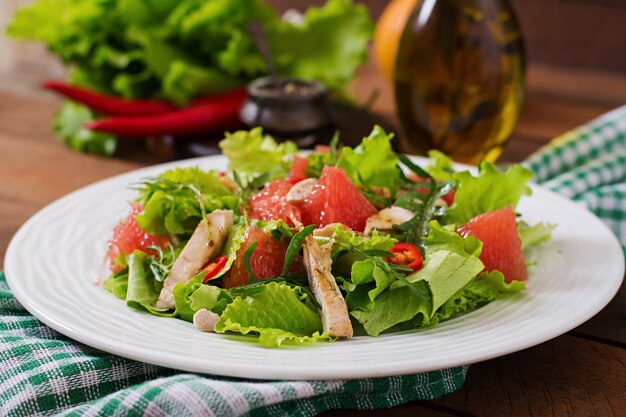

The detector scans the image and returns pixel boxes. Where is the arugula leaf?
[243,242,258,284]
[282,225,316,276]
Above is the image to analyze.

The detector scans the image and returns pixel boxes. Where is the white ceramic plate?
[5,156,624,380]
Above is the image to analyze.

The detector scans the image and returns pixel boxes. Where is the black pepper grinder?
[242,20,336,147]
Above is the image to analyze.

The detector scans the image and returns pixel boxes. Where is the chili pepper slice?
[387,243,423,272]
[42,80,176,115]
[201,256,229,283]
[85,89,247,137]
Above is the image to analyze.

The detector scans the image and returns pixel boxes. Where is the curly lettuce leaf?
[219,128,298,181]
[53,101,117,156]
[172,275,233,322]
[345,259,395,312]
[337,126,399,191]
[404,250,484,316]
[518,221,556,251]
[268,0,373,94]
[423,220,482,258]
[425,150,456,181]
[351,285,431,336]
[215,282,330,348]
[135,168,237,236]
[125,251,163,312]
[445,162,533,225]
[330,226,397,276]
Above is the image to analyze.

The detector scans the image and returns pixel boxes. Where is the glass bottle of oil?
[394,0,525,164]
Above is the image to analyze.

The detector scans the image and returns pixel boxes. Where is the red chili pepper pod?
[85,89,248,138]
[42,80,176,115]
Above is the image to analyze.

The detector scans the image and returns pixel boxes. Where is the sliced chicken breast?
[363,205,415,235]
[156,209,233,309]
[302,235,353,338]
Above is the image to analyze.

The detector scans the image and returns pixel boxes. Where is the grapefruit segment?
[106,203,169,272]
[248,179,302,226]
[458,206,527,282]
[223,226,305,289]
[299,166,377,232]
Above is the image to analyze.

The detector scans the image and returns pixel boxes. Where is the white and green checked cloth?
[3,105,626,416]
[524,104,626,252]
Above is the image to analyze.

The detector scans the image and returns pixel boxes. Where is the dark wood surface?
[1,47,625,417]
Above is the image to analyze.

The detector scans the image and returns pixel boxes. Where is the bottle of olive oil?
[394,0,525,164]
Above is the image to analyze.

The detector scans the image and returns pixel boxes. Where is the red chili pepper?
[84,89,248,138]
[42,80,176,115]
[387,243,423,272]
[201,256,229,283]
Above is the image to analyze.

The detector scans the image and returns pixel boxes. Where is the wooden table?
[1,60,625,416]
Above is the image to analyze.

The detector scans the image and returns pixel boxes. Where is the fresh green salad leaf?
[423,221,482,258]
[346,259,396,311]
[445,162,533,225]
[134,167,237,235]
[330,226,397,275]
[172,275,233,322]
[518,222,556,251]
[337,125,399,191]
[125,251,162,311]
[215,282,330,348]
[351,285,431,336]
[8,0,372,104]
[479,271,527,293]
[53,101,117,156]
[103,268,129,300]
[404,250,484,316]
[426,150,456,181]
[219,128,297,181]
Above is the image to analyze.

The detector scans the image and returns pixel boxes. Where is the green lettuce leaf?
[330,226,397,276]
[215,282,330,348]
[423,220,482,257]
[268,0,373,94]
[337,126,399,191]
[53,101,117,156]
[345,259,396,311]
[219,128,298,181]
[425,150,456,181]
[404,250,484,316]
[479,270,526,293]
[172,275,233,322]
[517,221,556,251]
[351,284,431,336]
[445,162,533,225]
[125,251,162,311]
[135,167,237,236]
[103,269,129,300]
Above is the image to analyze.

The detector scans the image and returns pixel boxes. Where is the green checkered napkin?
[524,105,626,251]
[0,271,467,416]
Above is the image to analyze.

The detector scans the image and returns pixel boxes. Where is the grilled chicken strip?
[156,209,233,309]
[363,205,415,235]
[302,235,353,338]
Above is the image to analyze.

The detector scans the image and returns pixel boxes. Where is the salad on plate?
[103,126,553,348]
